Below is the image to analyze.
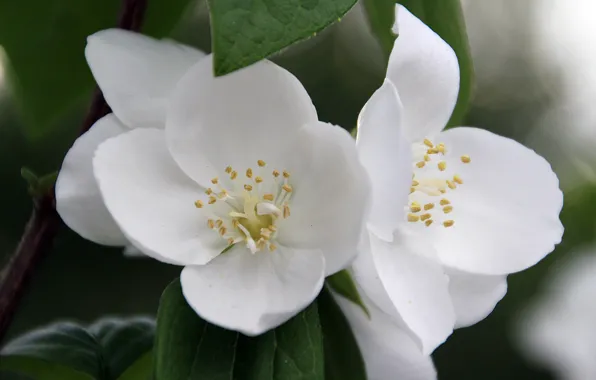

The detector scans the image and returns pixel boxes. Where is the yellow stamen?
[225,166,232,174]
[255,176,263,184]
[437,144,446,154]
[194,200,204,208]
[211,177,218,184]
[272,170,280,177]
[443,206,453,214]
[410,205,422,213]
[461,155,471,163]
[230,171,238,180]
[269,243,277,252]
[446,180,457,190]
[440,198,451,206]
[218,190,228,199]
[423,138,434,148]
[246,168,253,178]
[205,188,213,195]
[453,175,463,184]
[428,148,439,154]
[410,187,416,194]
[283,204,291,218]
[420,213,431,221]
[282,184,293,193]
[425,219,433,227]
[207,219,215,229]
[283,170,290,178]
[424,154,431,162]
[424,203,434,211]
[208,196,217,204]
[438,161,447,171]
[257,160,266,167]
[269,225,277,232]
[416,161,426,168]
[227,237,235,245]
[443,220,455,227]
[219,226,227,236]
[412,180,419,186]
[216,219,223,228]
[407,214,420,222]
[263,194,274,201]
[244,184,253,191]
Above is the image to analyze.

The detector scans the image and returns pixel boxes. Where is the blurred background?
[1,0,595,379]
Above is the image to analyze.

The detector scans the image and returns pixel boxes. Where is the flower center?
[407,138,471,228]
[194,160,293,253]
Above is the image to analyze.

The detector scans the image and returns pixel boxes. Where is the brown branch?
[0,0,148,344]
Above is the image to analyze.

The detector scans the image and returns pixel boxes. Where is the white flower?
[353,5,564,354]
[334,288,437,380]
[56,29,371,335]
[517,251,596,380]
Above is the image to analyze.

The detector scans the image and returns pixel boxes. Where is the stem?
[0,0,148,344]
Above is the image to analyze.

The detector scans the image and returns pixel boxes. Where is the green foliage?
[326,270,369,317]
[154,279,327,380]
[20,167,57,198]
[363,0,474,126]
[0,317,155,379]
[318,287,367,380]
[207,0,358,76]
[0,0,192,139]
[117,352,153,380]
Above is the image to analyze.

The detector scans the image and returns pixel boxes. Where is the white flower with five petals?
[353,5,564,355]
[56,30,371,335]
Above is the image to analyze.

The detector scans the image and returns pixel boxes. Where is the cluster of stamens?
[194,159,293,253]
[408,138,471,228]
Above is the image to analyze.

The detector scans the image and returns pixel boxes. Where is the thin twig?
[0,0,148,344]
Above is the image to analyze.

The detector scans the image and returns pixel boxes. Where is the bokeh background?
[1,0,595,378]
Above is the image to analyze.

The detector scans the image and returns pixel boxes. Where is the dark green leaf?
[326,270,369,317]
[318,287,366,380]
[0,0,192,138]
[0,357,94,380]
[207,0,358,76]
[154,278,239,380]
[234,332,276,380]
[118,351,153,380]
[363,0,474,126]
[0,317,155,379]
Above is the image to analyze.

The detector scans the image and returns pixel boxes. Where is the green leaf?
[154,278,239,380]
[0,317,155,379]
[118,351,153,380]
[318,287,367,380]
[326,270,369,317]
[207,0,358,76]
[0,357,94,380]
[155,279,325,380]
[0,0,192,139]
[363,0,474,126]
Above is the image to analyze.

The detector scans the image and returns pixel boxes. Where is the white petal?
[180,244,325,335]
[430,127,564,275]
[55,114,128,246]
[334,291,437,380]
[93,128,226,265]
[367,231,455,354]
[275,121,371,275]
[166,57,318,187]
[357,80,412,241]
[388,5,460,141]
[86,29,205,129]
[446,268,507,328]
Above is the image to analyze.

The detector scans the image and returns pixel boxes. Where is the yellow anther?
[263,193,274,201]
[446,180,457,190]
[423,138,434,148]
[440,189,447,193]
[194,200,204,208]
[425,219,433,227]
[412,180,420,186]
[256,239,266,250]
[283,204,291,218]
[420,213,432,221]
[219,226,227,236]
[428,148,439,154]
[424,203,434,211]
[443,206,453,214]
[218,190,228,199]
[257,160,266,167]
[410,187,416,194]
[282,184,293,193]
[269,243,277,252]
[272,170,280,177]
[260,228,272,239]
[443,220,455,227]
[216,219,223,228]
[440,198,451,206]
[453,175,463,184]
[225,166,232,173]
[208,196,217,204]
[205,188,213,195]
[424,154,431,162]
[416,161,426,168]
[227,237,235,245]
[283,170,290,178]
[269,225,277,232]
[411,201,420,207]
[407,214,420,222]
[244,184,253,191]
[211,177,218,184]
[230,171,238,180]
[437,143,446,154]
[461,155,471,163]
[410,205,422,213]
[255,176,263,184]
[207,219,215,229]
[232,219,239,228]
[246,168,253,178]
[438,161,447,171]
